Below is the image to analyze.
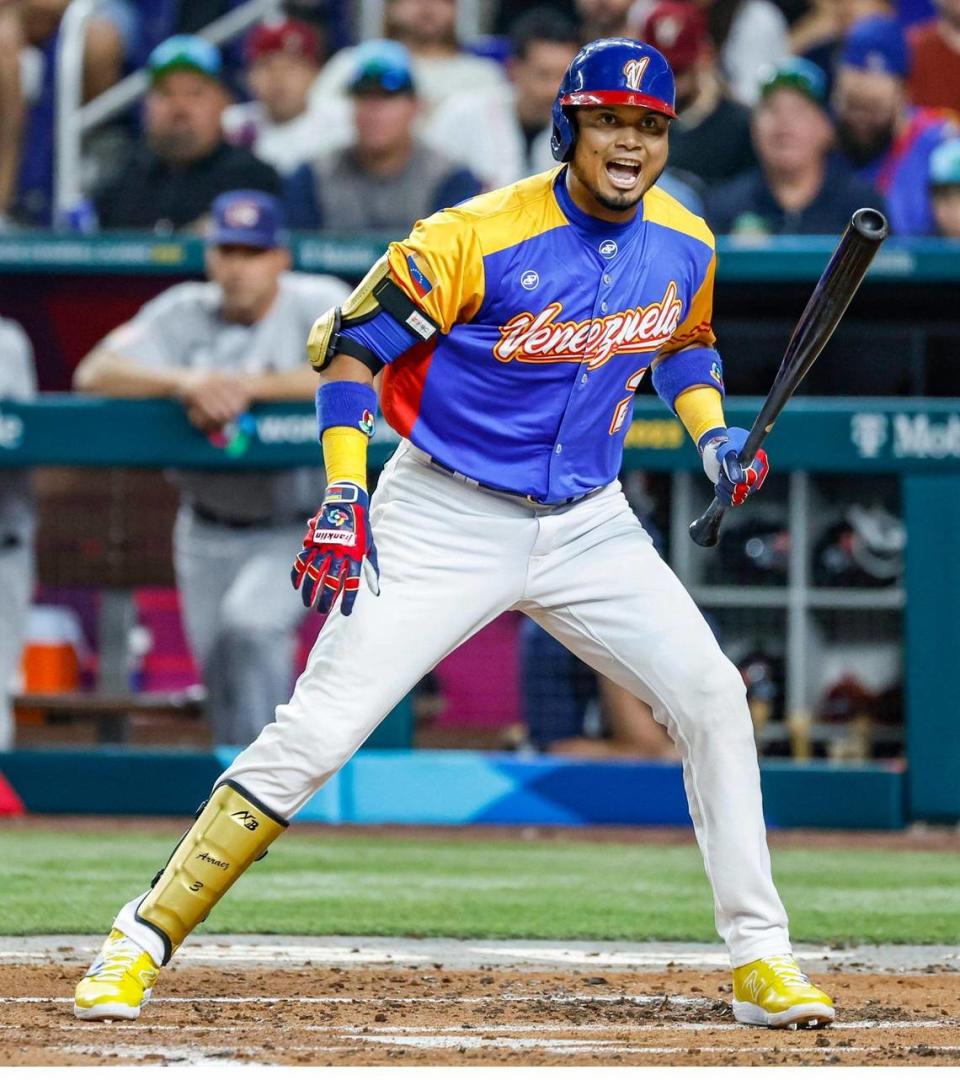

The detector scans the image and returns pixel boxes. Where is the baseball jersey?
[377,166,719,504]
[0,319,37,539]
[104,272,349,521]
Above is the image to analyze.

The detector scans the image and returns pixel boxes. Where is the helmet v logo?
[622,57,650,92]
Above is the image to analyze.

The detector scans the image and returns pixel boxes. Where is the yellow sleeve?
[659,252,718,358]
[675,386,726,446]
[386,210,485,334]
[322,426,368,490]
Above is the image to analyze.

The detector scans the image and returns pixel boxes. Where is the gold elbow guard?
[307,305,339,372]
[136,781,287,964]
[306,255,437,373]
[307,255,391,372]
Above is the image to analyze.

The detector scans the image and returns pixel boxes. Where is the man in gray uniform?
[0,318,36,751]
[74,191,349,744]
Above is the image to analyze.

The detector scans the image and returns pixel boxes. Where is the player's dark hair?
[508,7,580,61]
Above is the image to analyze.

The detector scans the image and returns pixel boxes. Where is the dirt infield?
[3,957,959,1065]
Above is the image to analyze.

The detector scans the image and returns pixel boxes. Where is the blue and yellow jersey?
[377,167,720,503]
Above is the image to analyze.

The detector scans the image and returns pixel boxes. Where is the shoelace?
[85,937,144,984]
[763,955,811,987]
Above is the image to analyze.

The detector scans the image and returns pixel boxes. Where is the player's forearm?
[317,354,376,489]
[675,386,727,446]
[72,348,189,398]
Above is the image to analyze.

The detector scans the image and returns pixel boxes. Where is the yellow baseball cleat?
[74,929,160,1021]
[732,954,835,1028]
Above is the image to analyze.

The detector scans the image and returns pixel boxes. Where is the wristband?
[315,380,378,439]
[652,346,725,412]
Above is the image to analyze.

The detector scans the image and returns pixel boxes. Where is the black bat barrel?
[688,208,889,548]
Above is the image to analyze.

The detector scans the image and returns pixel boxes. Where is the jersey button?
[580,373,588,384]
[555,444,563,454]
[600,302,608,313]
[603,273,611,285]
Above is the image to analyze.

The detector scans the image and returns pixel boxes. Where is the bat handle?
[689,497,726,548]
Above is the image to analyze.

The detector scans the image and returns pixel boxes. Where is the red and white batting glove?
[699,426,770,507]
[291,483,379,615]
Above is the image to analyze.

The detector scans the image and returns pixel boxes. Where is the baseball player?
[73,191,349,745]
[75,40,834,1029]
[0,319,36,751]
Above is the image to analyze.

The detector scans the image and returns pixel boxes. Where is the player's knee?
[676,656,748,731]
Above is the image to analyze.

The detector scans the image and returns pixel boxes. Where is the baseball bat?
[688,207,889,548]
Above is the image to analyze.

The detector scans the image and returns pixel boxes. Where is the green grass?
[0,828,957,944]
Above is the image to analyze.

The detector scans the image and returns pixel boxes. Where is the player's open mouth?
[605,159,642,190]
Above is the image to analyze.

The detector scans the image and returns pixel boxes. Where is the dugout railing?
[0,395,956,823]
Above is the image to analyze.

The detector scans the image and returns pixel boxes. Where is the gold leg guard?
[136,780,287,964]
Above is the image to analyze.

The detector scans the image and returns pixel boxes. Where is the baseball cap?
[207,191,285,249]
[245,18,320,66]
[758,57,828,107]
[348,39,416,96]
[840,15,909,78]
[930,137,960,187]
[147,34,223,85]
[640,2,708,75]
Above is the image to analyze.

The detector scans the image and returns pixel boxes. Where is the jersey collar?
[553,166,642,239]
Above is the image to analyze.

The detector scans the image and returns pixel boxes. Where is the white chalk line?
[5,1019,950,1036]
[44,1039,960,1061]
[0,1019,952,1034]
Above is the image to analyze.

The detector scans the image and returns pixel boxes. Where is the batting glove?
[291,483,379,615]
[699,426,769,507]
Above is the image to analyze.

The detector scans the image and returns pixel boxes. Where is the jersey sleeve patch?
[406,254,434,297]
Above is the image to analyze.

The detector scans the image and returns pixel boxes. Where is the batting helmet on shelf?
[551,37,678,162]
[813,504,905,588]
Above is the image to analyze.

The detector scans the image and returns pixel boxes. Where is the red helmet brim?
[560,89,678,120]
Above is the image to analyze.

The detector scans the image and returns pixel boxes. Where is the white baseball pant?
[120,440,792,967]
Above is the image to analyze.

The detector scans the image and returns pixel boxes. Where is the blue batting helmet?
[551,37,677,162]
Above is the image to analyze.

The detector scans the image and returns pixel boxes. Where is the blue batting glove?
[698,426,770,507]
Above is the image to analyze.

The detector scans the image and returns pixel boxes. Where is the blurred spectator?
[93,35,280,230]
[0,4,23,225]
[73,191,350,745]
[424,7,580,190]
[791,0,893,93]
[222,17,351,176]
[9,0,143,225]
[699,0,790,105]
[0,317,36,751]
[311,0,509,119]
[706,58,884,234]
[20,0,133,99]
[908,0,960,111]
[929,136,960,236]
[833,15,956,234]
[576,0,633,38]
[641,2,756,182]
[284,41,482,232]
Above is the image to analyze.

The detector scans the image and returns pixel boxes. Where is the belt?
[188,504,307,530]
[421,452,599,509]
